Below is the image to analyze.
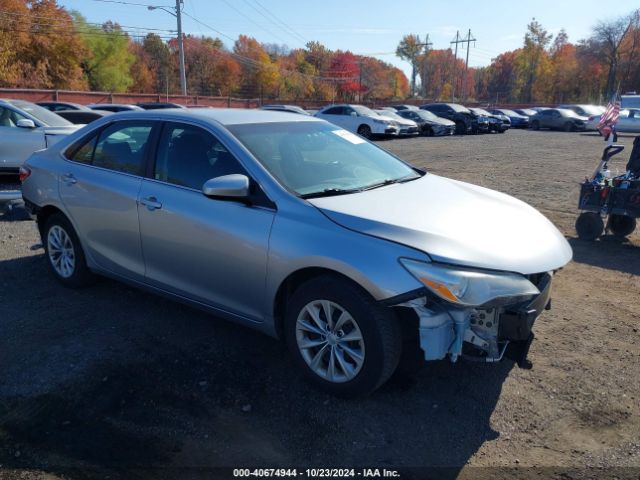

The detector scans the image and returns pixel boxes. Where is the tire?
[454,121,466,135]
[43,213,94,288]
[608,214,636,238]
[531,120,540,130]
[564,122,574,132]
[284,275,402,397]
[422,126,434,137]
[357,124,372,139]
[575,212,604,241]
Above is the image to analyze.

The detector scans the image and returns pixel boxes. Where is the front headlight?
[400,259,539,307]
[373,118,391,125]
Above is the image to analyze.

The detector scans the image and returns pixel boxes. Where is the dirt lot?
[0,129,639,479]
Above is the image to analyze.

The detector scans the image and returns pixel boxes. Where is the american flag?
[597,96,621,129]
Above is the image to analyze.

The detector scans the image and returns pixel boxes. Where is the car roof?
[97,108,322,126]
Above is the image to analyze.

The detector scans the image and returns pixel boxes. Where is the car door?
[622,110,640,133]
[137,121,276,321]
[0,106,46,171]
[59,120,157,281]
[550,110,562,129]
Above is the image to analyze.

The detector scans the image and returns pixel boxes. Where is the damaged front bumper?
[387,272,553,369]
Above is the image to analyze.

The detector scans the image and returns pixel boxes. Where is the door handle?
[140,196,162,211]
[61,173,77,185]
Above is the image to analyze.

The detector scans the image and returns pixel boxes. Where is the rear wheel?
[531,120,540,130]
[357,124,372,139]
[284,275,402,397]
[608,214,636,238]
[564,121,574,132]
[575,212,604,241]
[454,121,466,135]
[43,213,94,287]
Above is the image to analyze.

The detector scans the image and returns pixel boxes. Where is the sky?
[58,0,639,78]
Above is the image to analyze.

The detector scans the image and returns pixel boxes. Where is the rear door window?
[92,122,154,175]
[154,122,247,190]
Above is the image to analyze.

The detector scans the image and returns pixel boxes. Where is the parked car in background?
[373,109,419,136]
[585,108,640,133]
[469,108,508,133]
[396,109,455,136]
[0,99,81,201]
[557,104,605,117]
[530,107,551,112]
[21,108,572,396]
[391,105,419,111]
[466,108,491,134]
[136,102,186,110]
[261,105,311,116]
[88,104,144,113]
[37,101,110,125]
[529,108,588,131]
[514,108,538,118]
[314,104,399,138]
[420,103,474,134]
[489,109,530,128]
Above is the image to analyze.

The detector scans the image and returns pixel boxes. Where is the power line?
[218,0,294,46]
[246,0,307,44]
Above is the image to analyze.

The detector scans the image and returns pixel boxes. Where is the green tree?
[518,18,552,102]
[75,14,135,92]
[396,34,424,96]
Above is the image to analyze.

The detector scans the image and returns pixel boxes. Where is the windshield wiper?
[300,188,361,199]
[361,175,421,191]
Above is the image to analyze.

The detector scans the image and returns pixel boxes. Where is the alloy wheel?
[295,300,365,383]
[47,225,76,278]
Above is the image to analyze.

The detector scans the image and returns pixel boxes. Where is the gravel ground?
[0,129,639,479]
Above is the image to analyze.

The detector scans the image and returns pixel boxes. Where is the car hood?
[428,117,455,127]
[43,125,83,135]
[308,174,572,275]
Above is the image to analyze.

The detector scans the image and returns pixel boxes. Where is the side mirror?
[202,174,250,199]
[17,119,36,129]
[350,112,357,117]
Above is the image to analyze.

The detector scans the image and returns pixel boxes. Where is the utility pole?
[450,31,460,101]
[148,0,187,97]
[176,0,187,97]
[462,29,476,100]
[450,29,476,101]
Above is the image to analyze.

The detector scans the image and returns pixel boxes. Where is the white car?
[374,109,419,136]
[586,108,640,133]
[314,104,399,139]
[0,99,81,202]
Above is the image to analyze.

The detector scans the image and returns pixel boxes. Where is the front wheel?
[357,124,372,139]
[454,121,466,135]
[564,122,574,132]
[284,275,402,397]
[531,120,540,130]
[43,213,95,287]
[608,214,636,238]
[575,212,604,241]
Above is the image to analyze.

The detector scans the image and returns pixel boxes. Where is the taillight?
[19,166,31,183]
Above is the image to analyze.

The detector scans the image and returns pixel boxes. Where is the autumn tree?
[234,35,280,98]
[519,18,552,102]
[593,11,636,97]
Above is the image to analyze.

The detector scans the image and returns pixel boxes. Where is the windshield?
[376,111,403,121]
[415,110,438,121]
[8,99,73,127]
[351,105,377,117]
[579,105,603,116]
[518,109,537,115]
[471,108,491,116]
[499,109,519,116]
[450,104,471,113]
[228,122,421,197]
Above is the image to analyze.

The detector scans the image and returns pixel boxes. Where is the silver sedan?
[585,108,640,133]
[21,109,572,396]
